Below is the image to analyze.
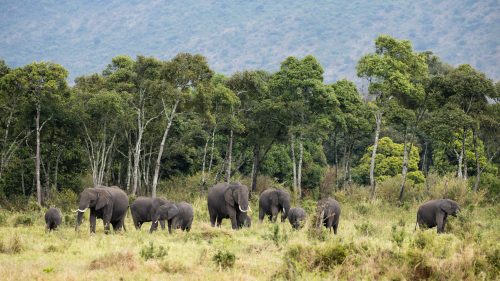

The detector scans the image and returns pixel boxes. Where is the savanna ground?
[0,176,499,281]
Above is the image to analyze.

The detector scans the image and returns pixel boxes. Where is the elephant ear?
[167,204,179,220]
[440,200,454,215]
[95,189,111,210]
[224,186,235,207]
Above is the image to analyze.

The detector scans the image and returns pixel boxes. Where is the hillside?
[1,0,499,83]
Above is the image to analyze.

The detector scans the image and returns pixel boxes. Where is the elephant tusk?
[74,208,87,213]
[239,206,248,213]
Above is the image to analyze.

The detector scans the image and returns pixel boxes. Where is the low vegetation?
[0,179,498,280]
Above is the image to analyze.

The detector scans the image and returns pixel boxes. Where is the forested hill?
[1,0,498,83]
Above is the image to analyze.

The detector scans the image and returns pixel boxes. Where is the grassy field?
[0,194,499,281]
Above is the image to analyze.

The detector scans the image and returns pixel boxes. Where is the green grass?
[0,197,498,280]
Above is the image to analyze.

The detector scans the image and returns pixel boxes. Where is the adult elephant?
[316,197,341,234]
[130,197,169,230]
[415,199,460,233]
[150,201,179,233]
[75,186,128,233]
[258,188,291,223]
[208,182,250,229]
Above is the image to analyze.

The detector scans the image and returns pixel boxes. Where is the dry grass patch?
[88,251,137,271]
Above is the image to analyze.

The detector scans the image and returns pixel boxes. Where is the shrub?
[313,243,348,270]
[354,202,370,215]
[0,211,8,226]
[262,224,288,247]
[160,260,188,273]
[89,252,136,270]
[0,235,23,254]
[212,249,235,269]
[13,213,35,227]
[140,242,168,260]
[45,189,78,212]
[391,224,406,247]
[284,242,351,273]
[354,221,376,236]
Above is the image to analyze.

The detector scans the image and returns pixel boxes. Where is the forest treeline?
[0,35,498,207]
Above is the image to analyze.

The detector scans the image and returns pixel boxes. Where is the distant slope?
[1,0,498,83]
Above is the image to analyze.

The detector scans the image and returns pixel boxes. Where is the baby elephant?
[416,199,460,233]
[45,207,62,231]
[316,198,341,234]
[172,202,194,232]
[288,207,307,229]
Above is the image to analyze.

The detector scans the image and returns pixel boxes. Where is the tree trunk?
[457,128,466,179]
[472,128,481,192]
[54,150,61,190]
[152,99,179,198]
[207,124,217,176]
[297,140,303,198]
[201,135,210,191]
[333,133,338,190]
[251,145,260,192]
[126,135,132,192]
[398,129,414,203]
[225,128,233,183]
[291,134,297,196]
[35,104,42,205]
[369,110,382,201]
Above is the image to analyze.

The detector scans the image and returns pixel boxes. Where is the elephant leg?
[209,211,217,227]
[89,212,97,233]
[216,216,222,227]
[271,206,279,223]
[327,216,335,232]
[167,220,173,234]
[160,220,166,230]
[149,221,158,233]
[228,208,238,230]
[436,212,445,233]
[333,219,339,235]
[259,209,265,222]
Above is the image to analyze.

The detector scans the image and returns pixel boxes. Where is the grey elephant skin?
[75,186,128,233]
[288,207,306,229]
[258,188,291,222]
[130,197,169,230]
[172,201,194,232]
[317,198,341,234]
[416,199,460,233]
[208,182,250,229]
[45,207,62,231]
[150,201,179,233]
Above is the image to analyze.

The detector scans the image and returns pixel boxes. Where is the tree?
[270,56,337,197]
[150,53,213,197]
[357,35,428,201]
[19,62,69,205]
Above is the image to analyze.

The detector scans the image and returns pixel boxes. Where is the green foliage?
[391,224,406,247]
[140,242,168,260]
[13,213,36,227]
[353,137,423,184]
[354,221,376,236]
[262,224,289,247]
[212,249,235,269]
[0,235,23,254]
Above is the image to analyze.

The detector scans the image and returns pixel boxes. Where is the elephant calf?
[150,201,179,233]
[172,202,194,232]
[316,198,341,234]
[258,188,291,223]
[416,199,460,233]
[288,207,306,230]
[131,197,169,230]
[45,207,62,231]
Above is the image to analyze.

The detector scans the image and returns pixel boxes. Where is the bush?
[391,224,406,247]
[45,189,78,212]
[160,260,188,273]
[212,249,235,269]
[140,242,168,260]
[89,252,137,271]
[354,221,376,236]
[283,242,351,273]
[13,213,35,227]
[0,211,8,226]
[262,224,288,247]
[0,235,23,254]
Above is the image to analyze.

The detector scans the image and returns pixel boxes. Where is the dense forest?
[0,35,499,207]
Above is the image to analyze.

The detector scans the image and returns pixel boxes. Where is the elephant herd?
[43,183,460,235]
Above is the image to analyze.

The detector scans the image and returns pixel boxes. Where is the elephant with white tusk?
[258,188,291,223]
[208,182,250,230]
[75,185,128,234]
